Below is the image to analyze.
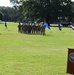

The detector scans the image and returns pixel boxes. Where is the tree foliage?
[21,0,74,23]
[0,11,3,20]
[10,0,20,5]
[0,6,23,21]
[0,0,74,23]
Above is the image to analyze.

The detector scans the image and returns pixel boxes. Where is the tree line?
[0,0,74,23]
[0,6,23,22]
[20,0,74,23]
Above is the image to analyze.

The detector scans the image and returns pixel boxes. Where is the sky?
[0,0,12,7]
[0,0,74,7]
[71,0,74,2]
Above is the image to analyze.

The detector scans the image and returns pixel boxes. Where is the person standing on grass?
[18,22,21,32]
[58,22,62,31]
[5,22,7,29]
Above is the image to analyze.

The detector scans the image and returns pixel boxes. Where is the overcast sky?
[0,0,74,7]
[0,0,12,7]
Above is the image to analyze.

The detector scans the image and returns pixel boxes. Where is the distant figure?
[18,22,21,32]
[58,22,62,31]
[5,22,7,29]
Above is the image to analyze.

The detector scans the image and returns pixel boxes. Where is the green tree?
[10,0,23,22]
[10,0,20,5]
[19,0,74,23]
[0,11,3,20]
[0,6,23,22]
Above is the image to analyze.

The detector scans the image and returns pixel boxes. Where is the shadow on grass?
[0,33,2,35]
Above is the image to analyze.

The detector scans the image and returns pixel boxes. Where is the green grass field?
[0,22,74,75]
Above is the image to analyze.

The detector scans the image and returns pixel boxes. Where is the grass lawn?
[0,22,74,75]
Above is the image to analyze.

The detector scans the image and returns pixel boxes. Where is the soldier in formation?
[18,22,46,35]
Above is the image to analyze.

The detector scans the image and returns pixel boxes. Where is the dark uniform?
[5,22,7,29]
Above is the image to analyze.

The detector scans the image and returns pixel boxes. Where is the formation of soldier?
[18,22,46,35]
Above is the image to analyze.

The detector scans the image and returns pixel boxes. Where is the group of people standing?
[18,22,46,35]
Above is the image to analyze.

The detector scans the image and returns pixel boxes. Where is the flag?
[70,25,74,30]
[44,22,50,29]
[70,22,74,25]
